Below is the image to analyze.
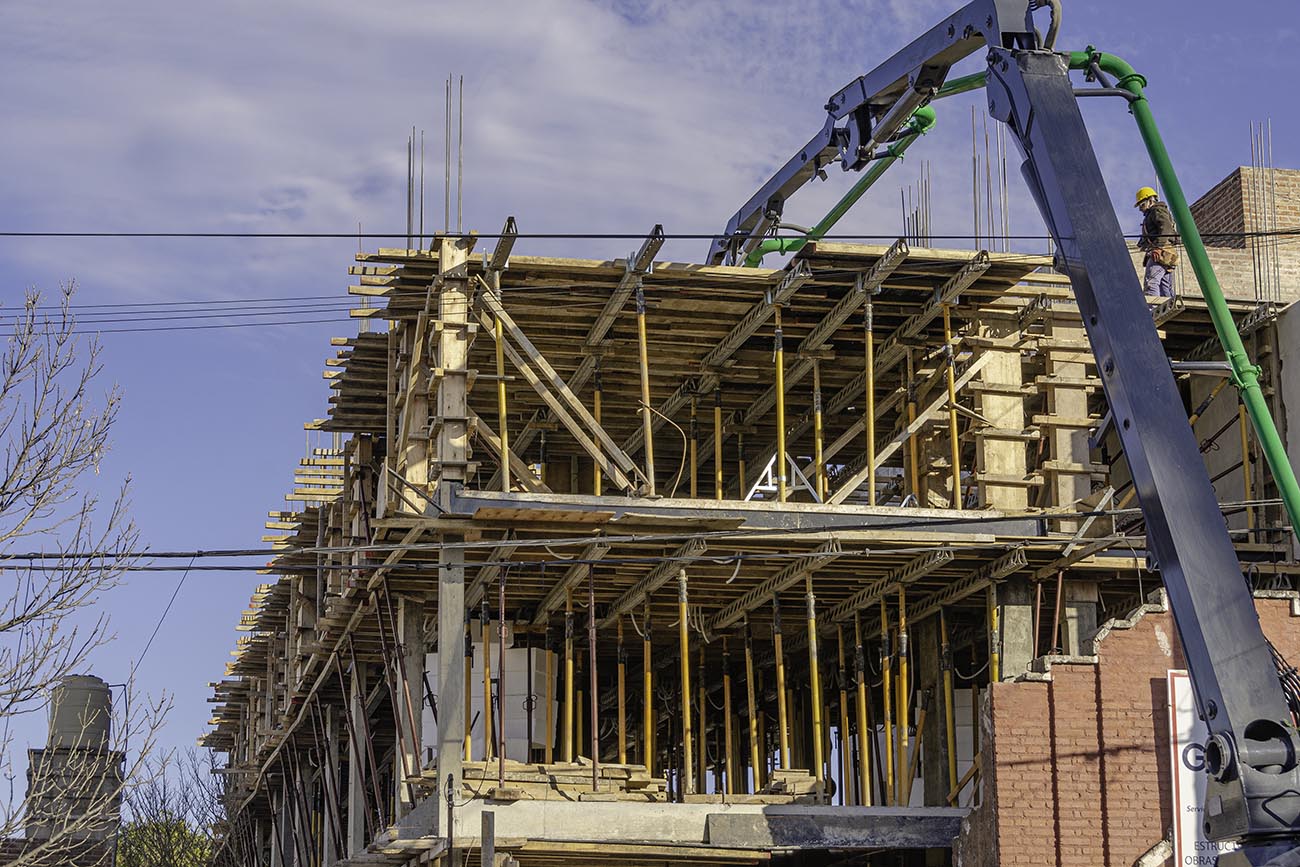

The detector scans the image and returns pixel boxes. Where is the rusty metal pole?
[837,626,851,804]
[589,569,599,791]
[723,637,736,795]
[482,598,494,762]
[498,571,507,787]
[617,619,627,764]
[564,589,574,763]
[743,620,762,794]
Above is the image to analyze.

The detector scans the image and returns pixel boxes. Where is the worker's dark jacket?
[1138,201,1179,252]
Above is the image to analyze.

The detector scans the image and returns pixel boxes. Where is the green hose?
[747,49,1300,535]
[1067,48,1300,537]
[743,106,936,268]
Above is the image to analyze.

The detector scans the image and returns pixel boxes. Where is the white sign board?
[1168,670,1240,865]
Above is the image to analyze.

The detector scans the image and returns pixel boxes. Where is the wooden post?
[678,570,695,794]
[714,389,725,500]
[689,396,699,498]
[853,613,872,806]
[635,285,656,495]
[563,589,575,762]
[905,351,920,499]
[865,301,877,506]
[879,600,894,805]
[743,621,762,793]
[896,586,909,805]
[736,432,747,501]
[722,638,735,795]
[482,600,494,762]
[805,575,826,791]
[593,363,603,496]
[773,600,790,769]
[617,619,627,764]
[942,305,963,508]
[774,305,788,503]
[493,276,510,494]
[813,360,826,501]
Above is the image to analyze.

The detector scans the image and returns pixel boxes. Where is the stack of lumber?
[412,759,669,802]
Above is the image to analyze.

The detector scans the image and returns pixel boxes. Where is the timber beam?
[739,251,990,493]
[599,539,708,628]
[623,260,813,456]
[708,538,844,633]
[532,541,613,624]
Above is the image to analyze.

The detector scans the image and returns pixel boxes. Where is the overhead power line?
[2,228,1299,241]
[3,497,1286,570]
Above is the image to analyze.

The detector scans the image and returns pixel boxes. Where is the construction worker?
[1135,185,1179,298]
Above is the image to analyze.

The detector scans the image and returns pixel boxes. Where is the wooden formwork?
[204,239,1298,866]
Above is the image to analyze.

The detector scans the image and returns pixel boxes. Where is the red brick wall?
[954,594,1300,866]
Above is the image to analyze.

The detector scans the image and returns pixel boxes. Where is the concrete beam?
[704,808,966,850]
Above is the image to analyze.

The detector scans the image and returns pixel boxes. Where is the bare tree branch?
[0,285,162,866]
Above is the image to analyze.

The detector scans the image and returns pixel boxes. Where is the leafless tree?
[0,285,167,865]
[116,749,220,867]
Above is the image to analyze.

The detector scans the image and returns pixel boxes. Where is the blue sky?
[0,0,1294,770]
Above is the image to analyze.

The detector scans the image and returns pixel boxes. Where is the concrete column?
[915,617,950,806]
[996,577,1035,680]
[323,707,339,867]
[396,595,425,818]
[1045,316,1093,532]
[434,235,473,839]
[346,664,366,855]
[435,545,466,835]
[973,314,1029,510]
[1060,581,1099,656]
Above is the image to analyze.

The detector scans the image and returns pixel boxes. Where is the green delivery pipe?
[743,106,936,267]
[1067,48,1300,537]
[926,51,1300,535]
[748,50,1300,533]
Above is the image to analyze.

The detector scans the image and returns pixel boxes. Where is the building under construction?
[202,154,1300,867]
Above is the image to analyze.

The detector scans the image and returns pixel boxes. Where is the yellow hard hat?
[1134,186,1157,207]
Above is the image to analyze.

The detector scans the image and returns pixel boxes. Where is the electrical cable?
[5,496,1284,566]
[3,227,1298,241]
[132,554,196,672]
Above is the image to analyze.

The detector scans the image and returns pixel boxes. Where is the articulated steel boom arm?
[714,2,1300,863]
[706,0,1038,266]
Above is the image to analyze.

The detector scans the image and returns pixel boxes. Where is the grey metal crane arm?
[713,2,1300,862]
